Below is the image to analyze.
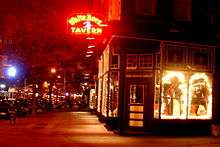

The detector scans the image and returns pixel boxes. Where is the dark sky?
[0,0,96,73]
[0,0,219,78]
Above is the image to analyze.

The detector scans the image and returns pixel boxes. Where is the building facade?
[94,0,220,134]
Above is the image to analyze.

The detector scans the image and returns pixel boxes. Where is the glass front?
[108,71,119,117]
[158,70,213,120]
[154,70,160,118]
[97,78,102,113]
[130,85,144,104]
[161,71,188,119]
[101,74,108,116]
[188,73,212,119]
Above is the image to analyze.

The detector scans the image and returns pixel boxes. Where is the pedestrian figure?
[8,104,17,124]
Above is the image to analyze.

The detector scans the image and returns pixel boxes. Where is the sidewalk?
[0,110,220,147]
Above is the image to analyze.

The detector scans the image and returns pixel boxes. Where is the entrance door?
[125,78,153,131]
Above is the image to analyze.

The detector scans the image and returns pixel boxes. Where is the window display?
[89,89,96,110]
[188,73,212,119]
[154,70,160,118]
[101,74,108,116]
[108,71,119,117]
[161,71,187,119]
[97,78,102,113]
[157,70,212,120]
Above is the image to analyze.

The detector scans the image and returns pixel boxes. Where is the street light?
[7,66,17,77]
[50,68,56,74]
[6,66,17,100]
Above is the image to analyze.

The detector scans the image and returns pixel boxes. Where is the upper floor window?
[139,54,153,68]
[111,54,119,69]
[127,55,138,69]
[127,54,153,69]
[134,0,156,16]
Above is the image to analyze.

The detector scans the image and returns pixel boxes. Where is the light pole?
[63,71,66,100]
[49,68,56,110]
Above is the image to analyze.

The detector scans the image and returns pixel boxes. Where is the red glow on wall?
[67,14,107,35]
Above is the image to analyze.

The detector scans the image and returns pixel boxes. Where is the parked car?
[0,101,11,119]
[15,99,31,116]
[28,98,48,113]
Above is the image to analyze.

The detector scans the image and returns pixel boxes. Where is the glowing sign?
[67,14,107,35]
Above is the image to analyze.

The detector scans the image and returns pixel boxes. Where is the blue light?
[7,66,17,77]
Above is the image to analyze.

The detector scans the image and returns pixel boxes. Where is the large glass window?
[97,78,102,113]
[157,70,213,120]
[188,73,212,119]
[108,71,119,117]
[154,70,160,118]
[161,71,188,119]
[130,85,144,104]
[101,74,108,116]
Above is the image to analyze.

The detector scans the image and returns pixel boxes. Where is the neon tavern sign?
[67,14,107,35]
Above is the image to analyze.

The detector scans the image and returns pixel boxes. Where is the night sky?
[0,0,96,75]
[0,0,219,80]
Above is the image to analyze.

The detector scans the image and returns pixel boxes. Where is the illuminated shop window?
[139,54,153,68]
[98,57,103,76]
[130,85,144,104]
[127,55,138,69]
[161,71,188,119]
[103,48,110,73]
[97,78,102,113]
[159,71,213,120]
[101,74,108,116]
[154,70,160,118]
[188,73,212,119]
[108,71,119,117]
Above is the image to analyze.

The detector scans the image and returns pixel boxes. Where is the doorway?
[125,77,153,131]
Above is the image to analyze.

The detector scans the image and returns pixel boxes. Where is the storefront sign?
[67,14,107,35]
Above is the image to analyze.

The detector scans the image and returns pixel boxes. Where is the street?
[0,109,220,147]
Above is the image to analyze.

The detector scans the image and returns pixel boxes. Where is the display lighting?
[51,68,56,73]
[88,45,95,48]
[86,50,94,54]
[160,71,212,120]
[188,73,212,119]
[43,81,49,88]
[65,92,69,96]
[161,71,187,119]
[84,73,90,76]
[85,54,92,58]
[86,37,96,40]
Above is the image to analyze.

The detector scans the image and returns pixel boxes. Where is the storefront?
[97,35,216,134]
